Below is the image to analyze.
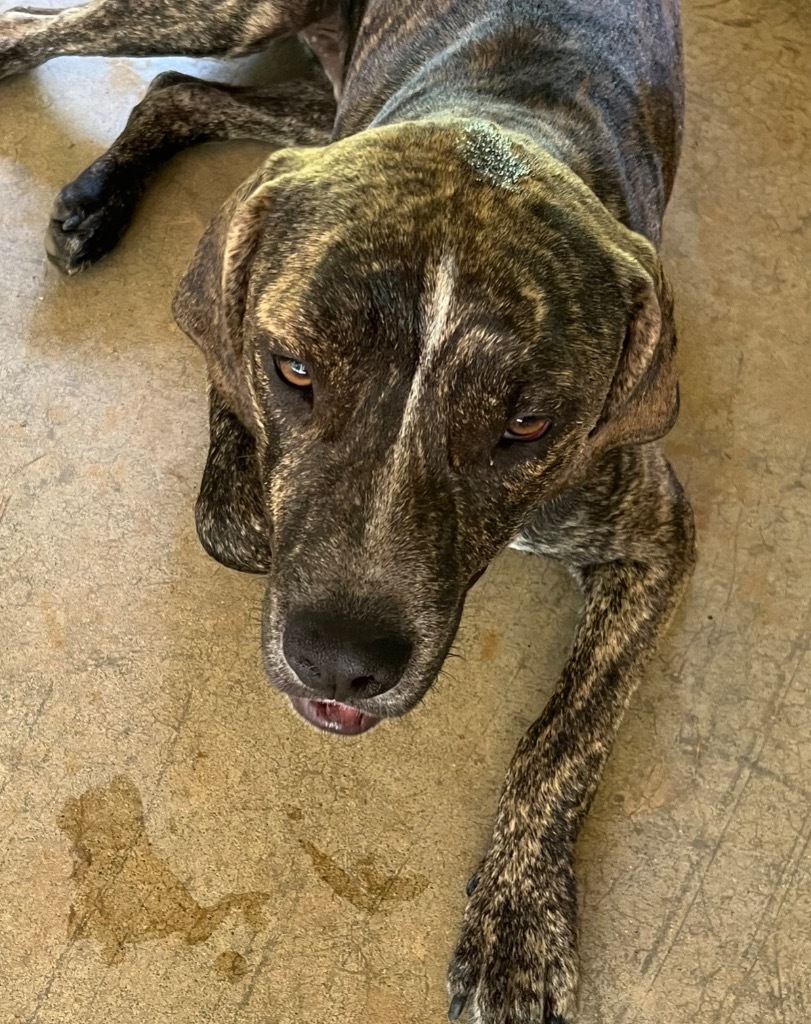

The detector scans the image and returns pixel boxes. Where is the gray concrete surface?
[1,2,809,1021]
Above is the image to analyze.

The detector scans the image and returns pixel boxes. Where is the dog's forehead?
[249,124,627,383]
[256,121,592,263]
[251,239,546,380]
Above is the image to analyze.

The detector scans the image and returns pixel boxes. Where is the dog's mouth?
[289,697,382,736]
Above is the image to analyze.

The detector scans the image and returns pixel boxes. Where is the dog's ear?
[589,234,680,450]
[172,150,310,431]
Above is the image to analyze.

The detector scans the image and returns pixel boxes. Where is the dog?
[1,1,696,1019]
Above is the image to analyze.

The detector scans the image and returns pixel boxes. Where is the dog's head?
[173,121,679,734]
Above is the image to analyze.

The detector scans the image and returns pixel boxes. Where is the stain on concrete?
[57,776,270,964]
[39,594,67,651]
[214,949,249,981]
[478,628,501,662]
[300,839,428,913]
[622,758,678,818]
[283,803,303,822]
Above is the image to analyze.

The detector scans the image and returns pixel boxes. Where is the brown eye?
[503,415,551,442]
[275,356,312,388]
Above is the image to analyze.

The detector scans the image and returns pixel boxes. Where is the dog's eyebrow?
[252,307,321,355]
[252,326,288,349]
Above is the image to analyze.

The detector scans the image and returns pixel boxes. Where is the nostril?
[348,673,391,700]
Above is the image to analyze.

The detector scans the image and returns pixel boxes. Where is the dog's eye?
[502,415,551,442]
[275,357,312,388]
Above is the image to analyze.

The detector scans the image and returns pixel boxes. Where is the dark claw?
[465,874,479,897]
[44,223,88,275]
[62,211,83,231]
[448,993,468,1021]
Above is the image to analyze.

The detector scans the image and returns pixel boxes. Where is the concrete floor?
[1,2,809,1022]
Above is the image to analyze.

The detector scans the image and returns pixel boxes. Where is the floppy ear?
[172,170,275,433]
[172,150,312,433]
[589,236,680,450]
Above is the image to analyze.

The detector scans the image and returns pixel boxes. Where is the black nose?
[283,607,413,701]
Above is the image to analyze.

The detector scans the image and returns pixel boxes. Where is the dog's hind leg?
[44,72,336,273]
[0,1,334,77]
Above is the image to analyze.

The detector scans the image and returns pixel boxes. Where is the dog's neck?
[335,0,684,247]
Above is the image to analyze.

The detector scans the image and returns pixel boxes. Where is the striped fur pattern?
[0,1,693,1019]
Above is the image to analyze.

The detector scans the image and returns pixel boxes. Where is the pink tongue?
[290,697,380,736]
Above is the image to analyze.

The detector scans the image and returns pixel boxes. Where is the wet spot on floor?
[478,628,501,662]
[39,594,67,651]
[214,949,249,981]
[57,775,270,964]
[300,839,428,913]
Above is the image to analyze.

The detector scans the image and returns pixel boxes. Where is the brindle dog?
[1,1,696,1019]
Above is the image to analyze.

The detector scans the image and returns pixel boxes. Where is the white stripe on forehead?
[363,253,457,548]
[425,251,457,352]
[397,251,457,444]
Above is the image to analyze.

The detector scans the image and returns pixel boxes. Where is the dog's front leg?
[448,445,695,1023]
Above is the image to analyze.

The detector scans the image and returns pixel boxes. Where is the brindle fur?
[1,1,695,1020]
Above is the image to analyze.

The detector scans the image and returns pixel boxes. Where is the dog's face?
[174,122,678,734]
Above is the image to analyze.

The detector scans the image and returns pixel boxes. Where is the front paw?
[45,161,141,274]
[448,842,579,1023]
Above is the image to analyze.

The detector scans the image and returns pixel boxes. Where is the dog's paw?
[447,841,579,1023]
[0,7,55,79]
[45,162,140,274]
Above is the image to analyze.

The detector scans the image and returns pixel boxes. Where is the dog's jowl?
[0,0,696,1019]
